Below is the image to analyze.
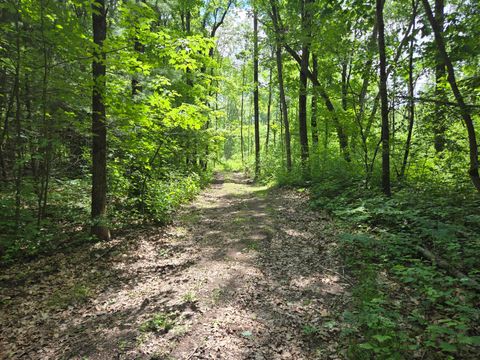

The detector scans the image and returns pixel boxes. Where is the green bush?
[143,171,206,223]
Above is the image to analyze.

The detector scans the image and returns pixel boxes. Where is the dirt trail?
[0,172,351,359]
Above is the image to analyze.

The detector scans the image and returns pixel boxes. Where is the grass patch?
[245,240,259,251]
[182,291,197,303]
[140,312,176,333]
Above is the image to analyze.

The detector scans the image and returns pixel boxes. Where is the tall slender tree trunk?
[311,54,319,147]
[273,107,277,147]
[265,61,273,153]
[131,16,144,95]
[0,69,7,183]
[247,97,252,157]
[269,0,292,171]
[14,5,22,230]
[38,0,51,224]
[240,65,245,165]
[25,77,37,181]
[324,113,329,151]
[422,0,480,191]
[0,86,14,184]
[280,101,285,162]
[275,44,292,171]
[433,0,446,153]
[400,0,417,179]
[185,9,191,34]
[91,0,110,240]
[341,61,348,112]
[299,48,309,166]
[298,0,311,174]
[376,0,391,196]
[281,42,349,161]
[253,11,260,179]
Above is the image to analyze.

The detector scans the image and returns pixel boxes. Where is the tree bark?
[298,0,311,173]
[433,0,446,153]
[299,46,309,169]
[132,0,145,96]
[282,44,350,161]
[341,61,348,111]
[275,44,292,172]
[38,0,52,224]
[400,0,417,179]
[376,0,391,196]
[240,65,245,165]
[253,10,260,179]
[311,54,319,147]
[14,6,22,230]
[91,0,111,240]
[265,59,273,153]
[268,1,292,171]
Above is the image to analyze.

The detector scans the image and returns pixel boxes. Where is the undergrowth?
[279,158,480,359]
[0,170,210,265]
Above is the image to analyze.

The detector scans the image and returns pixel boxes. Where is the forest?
[0,0,479,358]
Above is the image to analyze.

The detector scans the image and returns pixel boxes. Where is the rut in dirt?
[0,172,351,359]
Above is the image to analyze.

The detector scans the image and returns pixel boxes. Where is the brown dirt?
[0,172,351,359]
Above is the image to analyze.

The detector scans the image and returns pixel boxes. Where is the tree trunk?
[298,0,311,173]
[400,0,417,179]
[273,106,277,147]
[275,44,292,172]
[265,59,273,153]
[240,65,245,165]
[253,11,260,179]
[281,44,349,161]
[14,7,22,230]
[433,0,446,153]
[422,0,480,191]
[299,46,309,169]
[132,0,145,96]
[376,0,391,196]
[341,61,348,111]
[269,0,292,172]
[38,0,52,224]
[311,54,319,147]
[131,41,143,96]
[91,0,111,240]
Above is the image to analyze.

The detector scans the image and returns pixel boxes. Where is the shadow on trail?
[1,173,348,359]
[185,182,348,358]
[60,175,269,357]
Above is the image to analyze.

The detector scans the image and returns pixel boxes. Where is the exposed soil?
[0,172,351,359]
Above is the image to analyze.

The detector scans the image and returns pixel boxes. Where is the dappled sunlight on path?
[0,172,350,359]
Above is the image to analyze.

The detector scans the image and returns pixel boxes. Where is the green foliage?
[307,162,480,358]
[140,312,176,333]
[0,179,91,263]
[302,324,320,336]
[0,170,209,263]
[0,0,222,262]
[140,171,210,224]
[182,291,197,303]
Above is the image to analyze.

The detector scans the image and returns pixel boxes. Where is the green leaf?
[439,342,457,353]
[359,342,375,350]
[373,334,392,343]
